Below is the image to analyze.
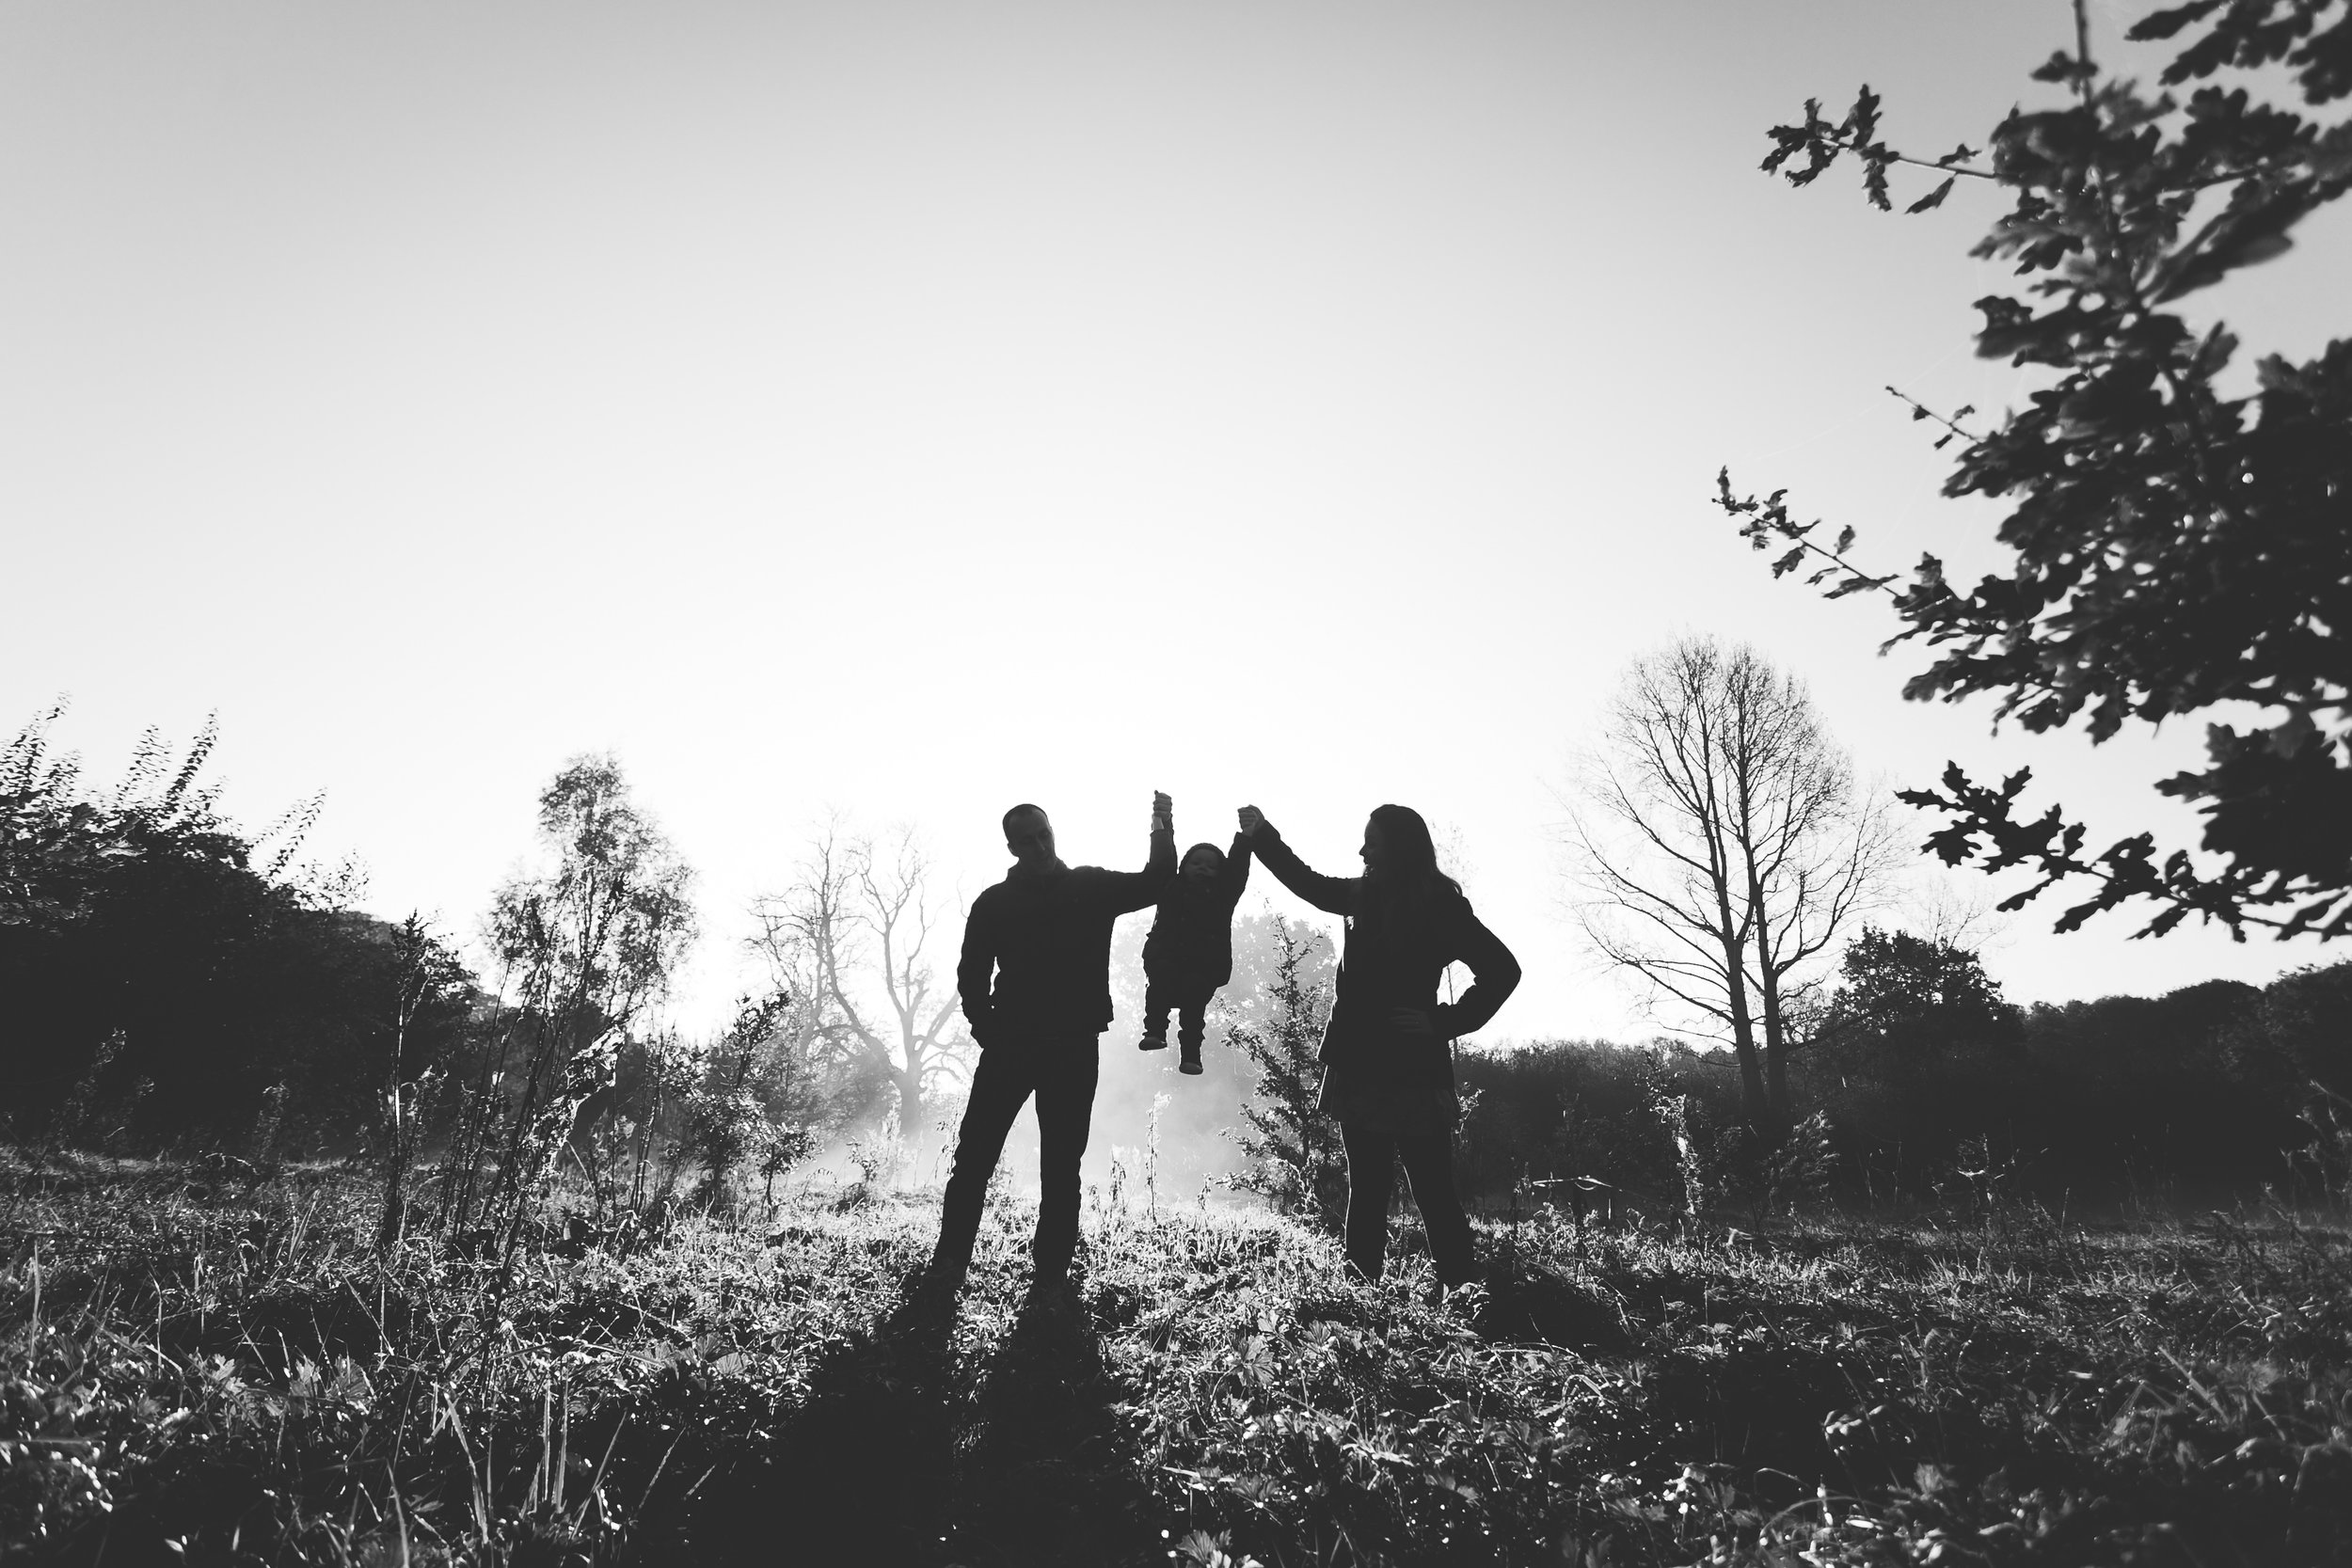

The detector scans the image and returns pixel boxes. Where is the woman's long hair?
[1356,803,1462,949]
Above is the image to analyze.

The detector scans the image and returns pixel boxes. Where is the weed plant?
[5,1144,2351,1566]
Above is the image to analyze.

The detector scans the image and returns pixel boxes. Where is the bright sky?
[6,0,2345,1046]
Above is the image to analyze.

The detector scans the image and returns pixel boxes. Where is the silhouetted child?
[1139,833,1253,1074]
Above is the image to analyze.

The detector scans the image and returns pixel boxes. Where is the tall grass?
[6,1144,2350,1566]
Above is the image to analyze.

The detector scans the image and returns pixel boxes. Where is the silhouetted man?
[928,793,1174,1305]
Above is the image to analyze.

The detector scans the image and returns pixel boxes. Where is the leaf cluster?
[1722,0,2352,940]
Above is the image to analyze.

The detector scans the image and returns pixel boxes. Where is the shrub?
[1224,918,1345,1227]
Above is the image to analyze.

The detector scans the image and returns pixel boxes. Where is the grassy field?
[4,1153,2350,1567]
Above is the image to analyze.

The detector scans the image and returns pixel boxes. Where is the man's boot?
[1179,1041,1203,1076]
[900,1263,960,1330]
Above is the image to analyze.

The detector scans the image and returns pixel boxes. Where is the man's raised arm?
[1102,791,1178,915]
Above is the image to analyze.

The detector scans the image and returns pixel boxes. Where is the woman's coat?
[1250,827,1520,1135]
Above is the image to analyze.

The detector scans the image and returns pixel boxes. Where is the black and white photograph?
[4,1,2349,1562]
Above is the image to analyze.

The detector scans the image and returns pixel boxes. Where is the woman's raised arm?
[1240,807,1359,918]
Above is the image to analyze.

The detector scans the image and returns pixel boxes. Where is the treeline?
[1455,932,2352,1214]
[12,707,2351,1225]
[0,710,464,1152]
[0,717,902,1253]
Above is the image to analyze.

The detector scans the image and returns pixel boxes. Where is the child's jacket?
[1141,832,1255,991]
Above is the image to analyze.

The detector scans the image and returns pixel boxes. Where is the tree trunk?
[890,1059,926,1136]
[1711,869,1769,1135]
[1717,934,1769,1133]
[1756,972,1791,1141]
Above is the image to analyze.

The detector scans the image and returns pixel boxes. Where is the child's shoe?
[1179,1043,1203,1075]
[1138,1026,1168,1052]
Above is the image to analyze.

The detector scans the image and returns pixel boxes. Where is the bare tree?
[1566,637,1891,1136]
[749,817,970,1134]
[1721,652,1898,1121]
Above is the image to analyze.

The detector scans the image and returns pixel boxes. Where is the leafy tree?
[673,990,822,1213]
[439,754,695,1254]
[1225,916,1346,1227]
[2260,958,2352,1093]
[0,705,409,1149]
[1795,929,2027,1179]
[1820,927,2025,1066]
[1718,0,2352,940]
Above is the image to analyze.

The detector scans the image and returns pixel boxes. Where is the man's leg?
[1396,1132,1478,1287]
[1338,1119,1398,1282]
[930,1044,1035,1283]
[1028,1035,1102,1285]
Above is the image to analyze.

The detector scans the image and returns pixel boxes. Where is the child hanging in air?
[1139,832,1254,1074]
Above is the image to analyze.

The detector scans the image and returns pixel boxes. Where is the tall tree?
[1718,0,2352,940]
[446,755,695,1250]
[1567,638,1892,1134]
[749,818,969,1136]
[1819,927,2025,1070]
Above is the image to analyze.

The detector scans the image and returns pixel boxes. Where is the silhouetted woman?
[1237,802,1518,1287]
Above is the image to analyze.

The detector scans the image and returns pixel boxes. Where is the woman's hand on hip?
[1391,1006,1435,1039]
